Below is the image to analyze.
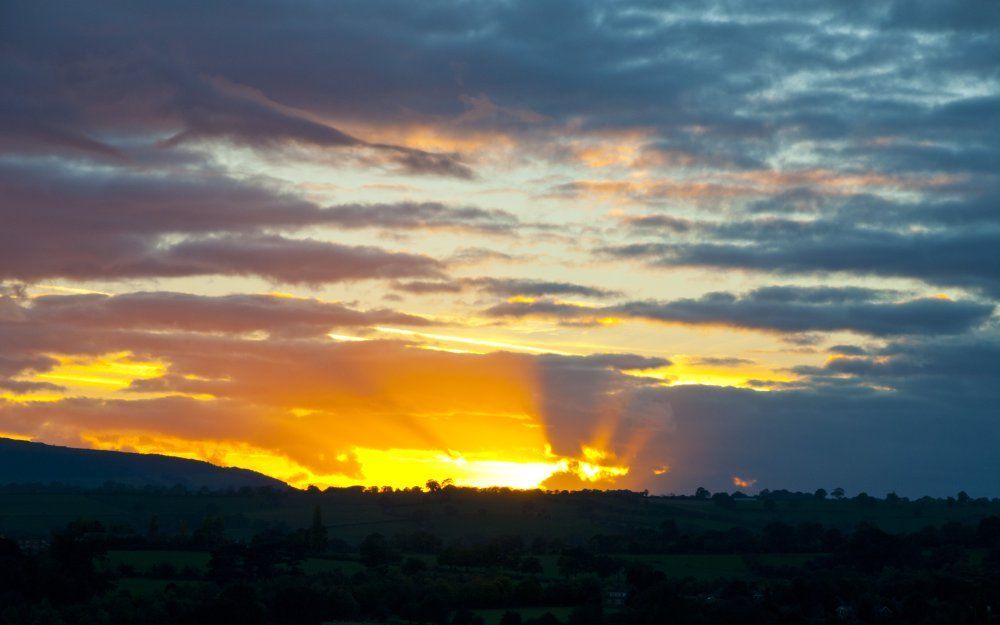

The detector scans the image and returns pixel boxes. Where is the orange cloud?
[0,292,677,491]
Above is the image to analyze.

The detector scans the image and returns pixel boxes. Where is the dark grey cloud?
[1,229,443,285]
[0,162,509,236]
[446,248,519,265]
[485,286,994,337]
[391,280,466,295]
[25,291,430,338]
[645,378,1000,497]
[827,344,869,356]
[0,164,480,283]
[152,235,444,285]
[321,202,519,234]
[1,12,474,177]
[4,0,998,165]
[473,278,618,298]
[538,352,671,372]
[621,214,694,233]
[688,356,755,367]
[604,221,1000,296]
[616,291,993,336]
[393,277,619,299]
[822,335,1000,396]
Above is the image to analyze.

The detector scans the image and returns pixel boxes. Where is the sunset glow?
[2,0,998,497]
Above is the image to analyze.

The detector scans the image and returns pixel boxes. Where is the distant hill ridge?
[0,437,288,489]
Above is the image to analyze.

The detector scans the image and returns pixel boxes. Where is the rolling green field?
[108,549,211,572]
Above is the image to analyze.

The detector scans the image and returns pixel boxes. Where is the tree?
[831,487,845,500]
[192,515,225,548]
[147,514,160,540]
[500,611,523,625]
[46,520,112,603]
[309,504,328,551]
[978,516,1000,545]
[520,556,544,575]
[694,487,710,499]
[813,488,828,500]
[360,533,397,567]
[711,492,734,509]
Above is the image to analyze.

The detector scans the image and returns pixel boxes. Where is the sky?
[1,0,999,496]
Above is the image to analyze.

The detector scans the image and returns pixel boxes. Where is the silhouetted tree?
[308,504,327,551]
[360,533,398,567]
[521,556,544,575]
[500,610,523,625]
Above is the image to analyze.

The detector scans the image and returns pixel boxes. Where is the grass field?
[107,549,211,573]
[617,553,821,580]
[530,552,822,581]
[116,577,207,595]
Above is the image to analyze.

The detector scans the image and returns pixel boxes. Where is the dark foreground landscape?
[1,444,999,624]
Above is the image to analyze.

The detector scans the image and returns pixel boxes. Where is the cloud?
[822,335,1000,394]
[6,0,997,169]
[2,0,999,496]
[155,235,444,284]
[393,277,618,298]
[0,164,451,284]
[616,290,993,337]
[0,292,677,484]
[603,221,1000,296]
[688,357,756,367]
[3,290,999,496]
[635,366,1000,497]
[320,202,518,234]
[2,30,474,177]
[1,231,444,285]
[26,291,431,338]
[621,214,694,233]
[485,286,994,337]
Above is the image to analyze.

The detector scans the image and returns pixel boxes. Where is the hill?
[0,437,287,490]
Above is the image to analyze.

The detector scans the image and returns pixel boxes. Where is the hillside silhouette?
[0,437,286,490]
